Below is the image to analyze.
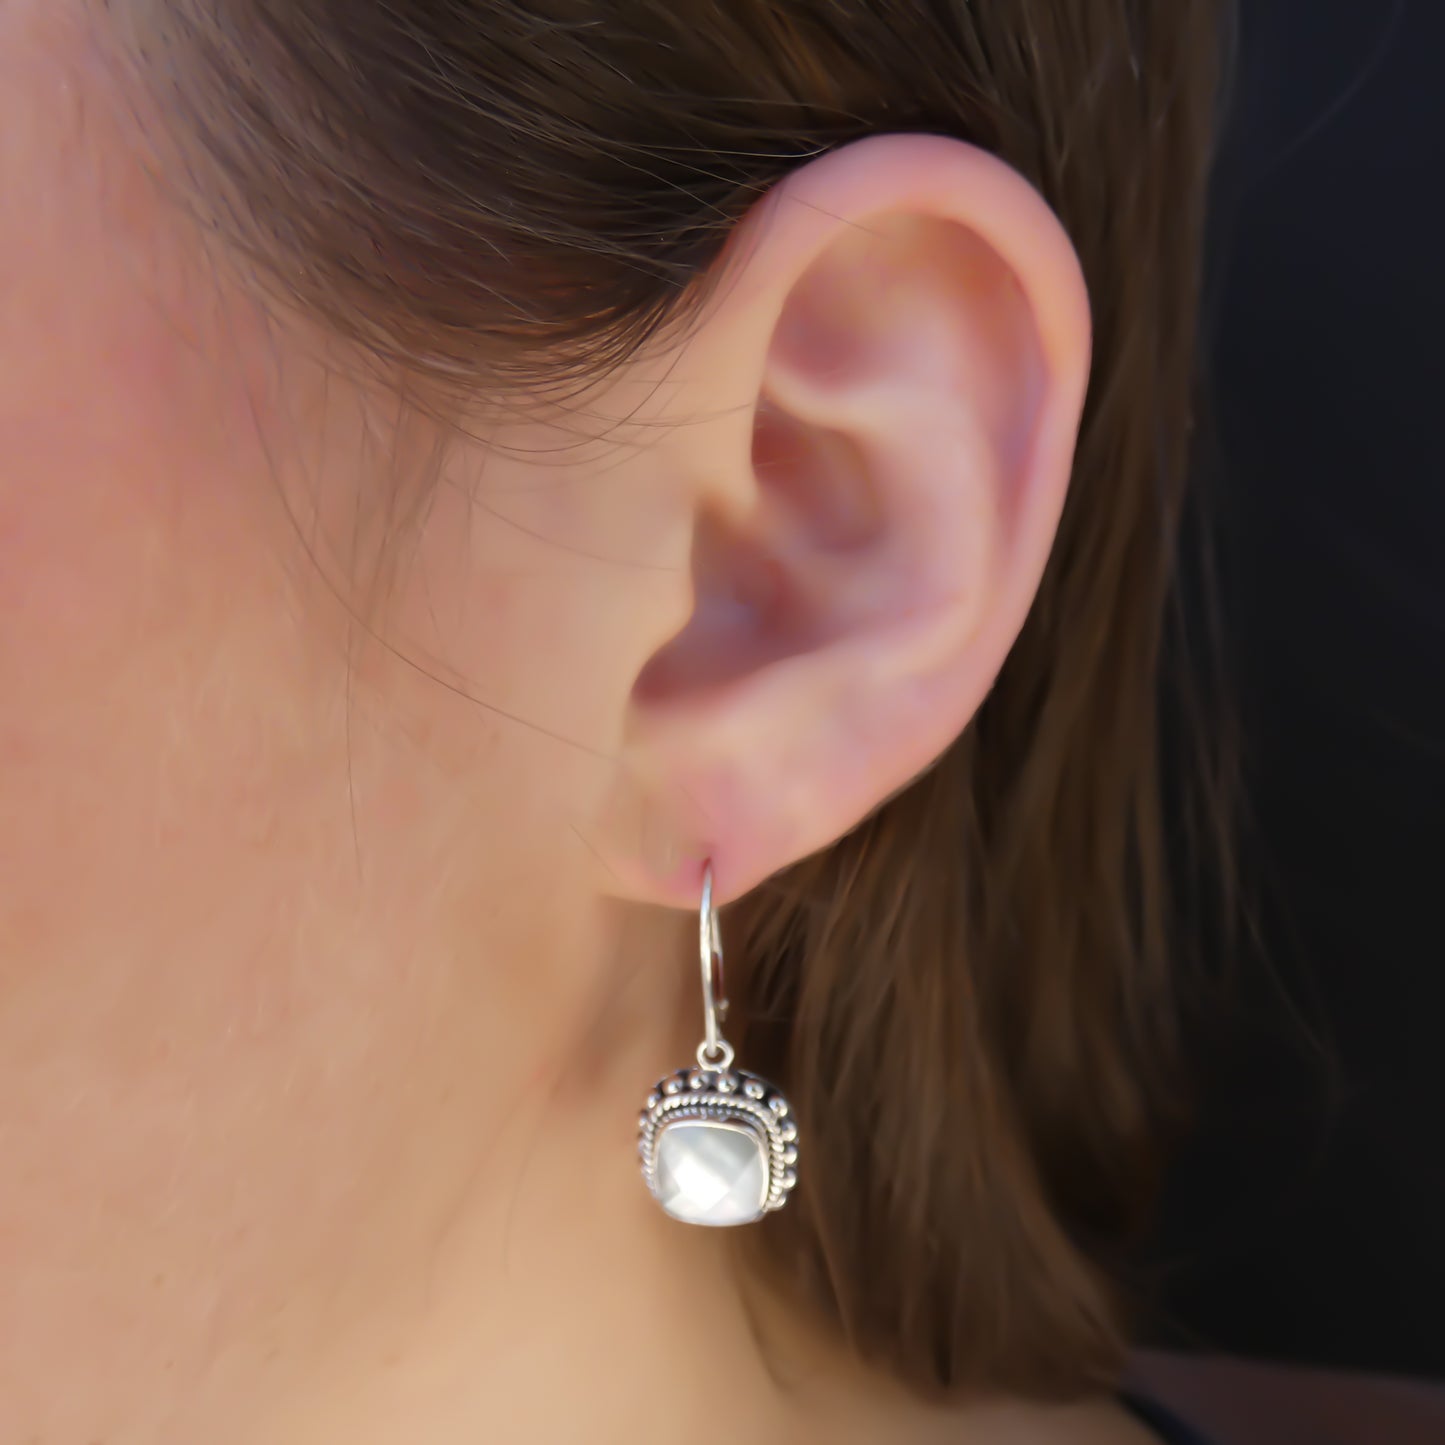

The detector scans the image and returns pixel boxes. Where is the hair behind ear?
[735,735,1159,1395]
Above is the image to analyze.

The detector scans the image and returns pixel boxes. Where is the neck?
[248,906,808,1444]
[195,897,1133,1445]
[222,897,822,1445]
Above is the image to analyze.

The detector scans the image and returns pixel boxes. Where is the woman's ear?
[600,133,1091,905]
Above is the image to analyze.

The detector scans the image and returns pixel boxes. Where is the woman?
[1,2,1225,1441]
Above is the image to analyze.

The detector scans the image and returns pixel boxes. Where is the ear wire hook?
[698,862,732,1069]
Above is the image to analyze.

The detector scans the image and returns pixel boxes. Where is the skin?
[0,5,1181,1444]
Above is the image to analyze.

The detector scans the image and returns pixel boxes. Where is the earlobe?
[604,133,1090,906]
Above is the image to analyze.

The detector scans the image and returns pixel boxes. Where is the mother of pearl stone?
[654,1118,769,1226]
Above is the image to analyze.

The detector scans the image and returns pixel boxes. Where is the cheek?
[0,300,406,1433]
[0,121,302,960]
[0,0,366,957]
[0,26,392,1428]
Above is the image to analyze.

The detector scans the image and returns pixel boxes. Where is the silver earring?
[637,863,799,1226]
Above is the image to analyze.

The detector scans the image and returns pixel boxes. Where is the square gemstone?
[654,1118,769,1226]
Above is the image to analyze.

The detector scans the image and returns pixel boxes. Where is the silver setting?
[639,1065,797,1224]
[638,862,799,1226]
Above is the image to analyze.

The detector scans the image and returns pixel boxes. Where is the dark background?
[1150,0,1445,1380]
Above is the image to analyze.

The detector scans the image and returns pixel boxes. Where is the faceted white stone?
[654,1119,768,1226]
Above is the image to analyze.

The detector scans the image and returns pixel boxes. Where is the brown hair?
[112,0,1228,1401]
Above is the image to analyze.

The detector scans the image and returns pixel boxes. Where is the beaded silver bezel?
[638,1064,799,1223]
